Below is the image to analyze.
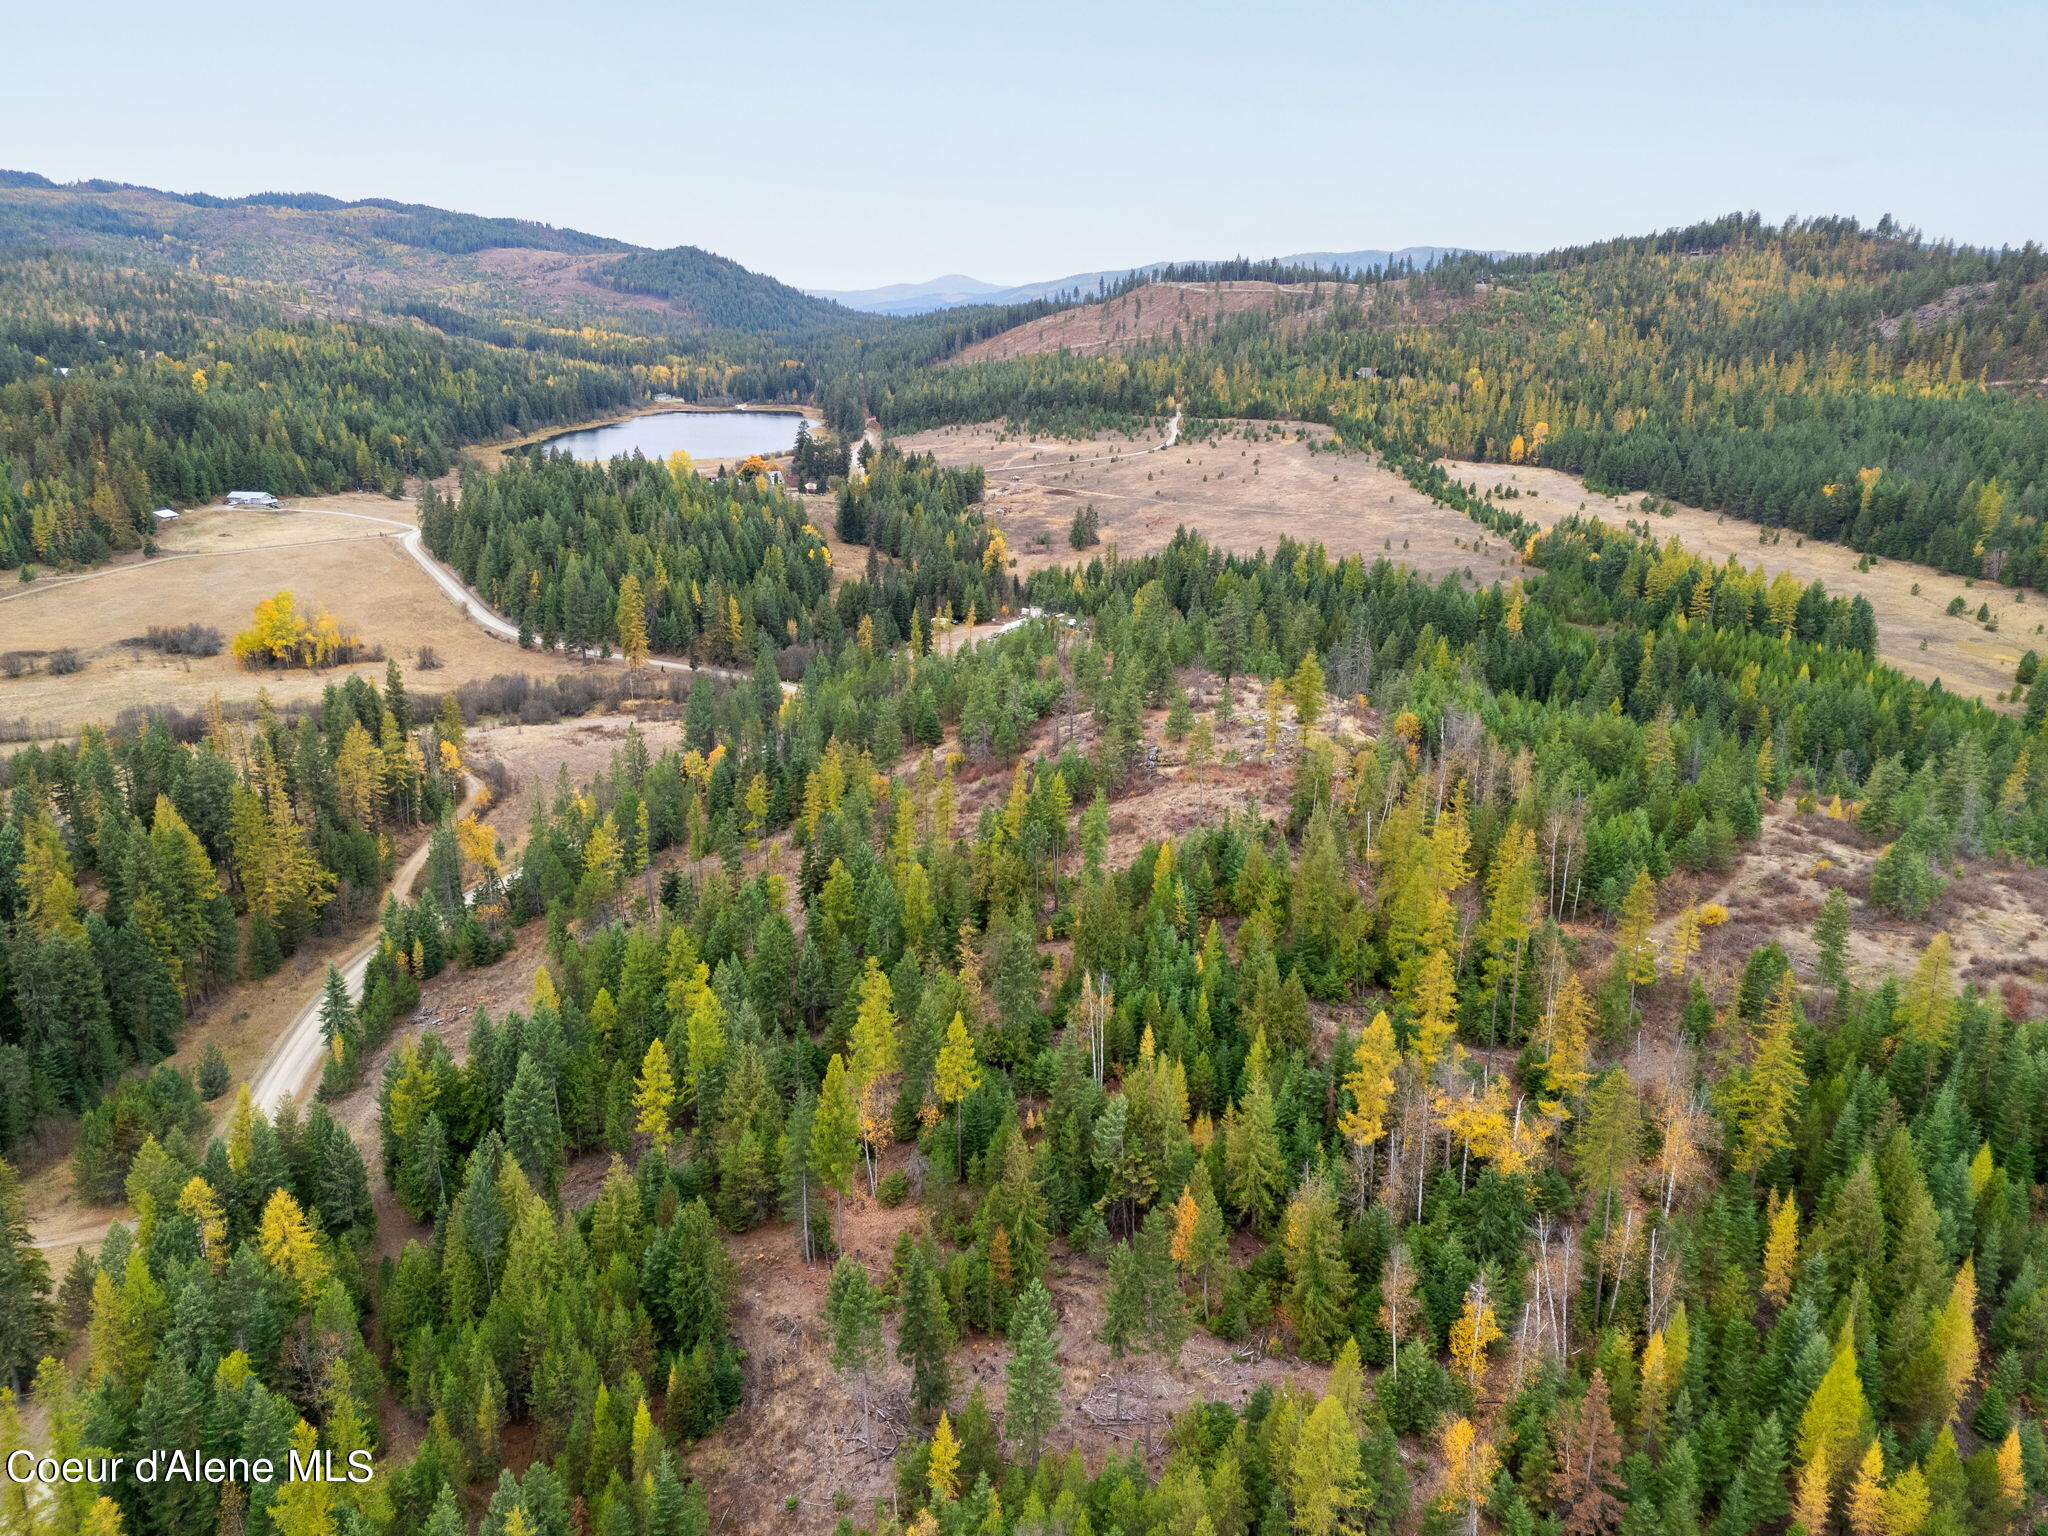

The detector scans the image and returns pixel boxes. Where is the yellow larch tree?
[1730,971,1807,1177]
[1898,932,1957,1050]
[633,1038,677,1156]
[927,1411,960,1501]
[1539,971,1594,1102]
[1846,1442,1886,1536]
[257,1190,329,1304]
[615,573,651,670]
[1667,904,1703,981]
[1762,1188,1801,1307]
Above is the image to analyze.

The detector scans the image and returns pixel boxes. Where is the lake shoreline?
[470,399,826,465]
[514,404,824,465]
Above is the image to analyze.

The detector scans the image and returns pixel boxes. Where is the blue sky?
[7,0,2044,289]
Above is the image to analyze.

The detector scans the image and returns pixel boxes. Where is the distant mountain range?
[0,171,1502,344]
[808,247,1497,315]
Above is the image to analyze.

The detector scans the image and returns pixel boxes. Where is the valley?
[2,167,2047,1536]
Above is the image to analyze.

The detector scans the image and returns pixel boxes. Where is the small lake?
[532,409,813,462]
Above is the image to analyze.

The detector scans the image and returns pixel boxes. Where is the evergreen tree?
[0,1159,55,1388]
[1003,1278,1061,1464]
[897,1242,954,1424]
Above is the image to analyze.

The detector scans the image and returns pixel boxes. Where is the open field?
[898,418,2032,704]
[898,418,1520,587]
[0,494,586,735]
[1441,458,2039,702]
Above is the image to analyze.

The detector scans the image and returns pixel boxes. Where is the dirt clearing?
[694,1169,1329,1536]
[467,712,688,857]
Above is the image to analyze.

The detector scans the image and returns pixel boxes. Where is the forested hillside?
[0,250,641,565]
[593,246,870,338]
[10,189,2048,1536]
[0,175,1105,564]
[7,475,2048,1535]
[882,216,2048,590]
[0,666,468,1152]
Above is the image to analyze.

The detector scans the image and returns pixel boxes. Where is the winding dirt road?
[31,770,481,1250]
[247,770,483,1117]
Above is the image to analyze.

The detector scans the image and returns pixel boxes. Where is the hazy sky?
[8,0,2044,290]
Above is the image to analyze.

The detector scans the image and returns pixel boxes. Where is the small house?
[150,508,180,522]
[226,491,280,508]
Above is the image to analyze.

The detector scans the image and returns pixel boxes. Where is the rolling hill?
[0,170,867,339]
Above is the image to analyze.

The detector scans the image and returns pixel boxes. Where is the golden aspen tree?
[1447,1281,1502,1389]
[1438,1417,1499,1536]
[454,814,500,874]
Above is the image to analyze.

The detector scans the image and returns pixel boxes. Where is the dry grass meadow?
[0,493,585,736]
[899,417,2033,704]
